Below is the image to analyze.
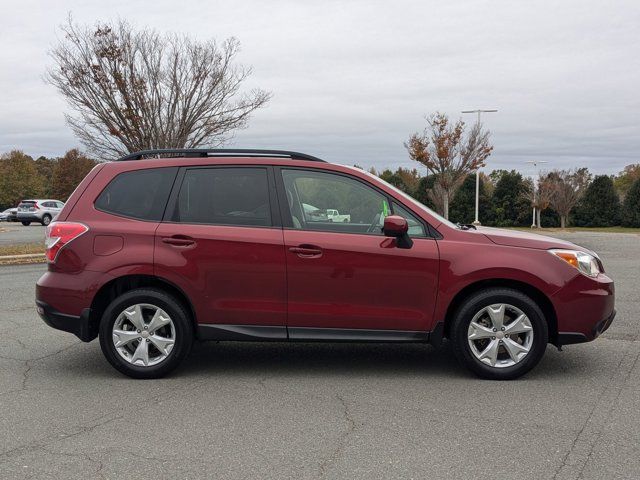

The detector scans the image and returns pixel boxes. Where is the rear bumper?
[36,269,108,342]
[36,300,96,342]
[17,213,41,221]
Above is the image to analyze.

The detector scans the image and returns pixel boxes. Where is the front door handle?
[162,235,195,247]
[289,244,323,258]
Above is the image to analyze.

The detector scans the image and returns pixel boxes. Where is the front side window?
[173,168,271,227]
[95,167,177,221]
[392,203,427,237]
[281,169,389,235]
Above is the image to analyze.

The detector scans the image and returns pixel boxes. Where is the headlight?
[549,249,602,277]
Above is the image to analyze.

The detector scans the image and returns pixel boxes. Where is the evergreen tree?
[413,176,436,211]
[489,170,530,227]
[573,175,620,227]
[449,174,491,224]
[379,169,409,193]
[539,208,560,228]
[621,178,640,227]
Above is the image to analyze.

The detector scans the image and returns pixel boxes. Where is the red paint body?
[36,157,615,343]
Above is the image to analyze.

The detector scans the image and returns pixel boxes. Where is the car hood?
[477,227,579,250]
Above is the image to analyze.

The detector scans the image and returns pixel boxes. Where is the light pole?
[525,160,548,228]
[462,109,497,225]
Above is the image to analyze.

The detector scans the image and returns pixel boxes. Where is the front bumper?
[557,309,616,345]
[553,272,615,346]
[36,300,96,342]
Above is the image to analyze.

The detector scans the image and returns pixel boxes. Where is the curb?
[0,253,46,265]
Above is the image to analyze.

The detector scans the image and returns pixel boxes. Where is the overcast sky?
[1,0,639,175]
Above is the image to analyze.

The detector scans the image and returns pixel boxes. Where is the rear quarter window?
[95,167,178,221]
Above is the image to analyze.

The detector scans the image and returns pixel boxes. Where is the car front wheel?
[99,288,194,379]
[450,288,548,380]
[41,214,51,226]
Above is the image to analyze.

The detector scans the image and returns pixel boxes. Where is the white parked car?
[0,207,18,222]
[326,209,351,223]
[302,203,328,221]
[17,199,64,226]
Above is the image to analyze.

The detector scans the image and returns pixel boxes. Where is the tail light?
[45,222,88,263]
[33,203,40,210]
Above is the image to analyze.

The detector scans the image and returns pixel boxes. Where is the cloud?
[1,0,639,174]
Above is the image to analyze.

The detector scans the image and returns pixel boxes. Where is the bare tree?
[46,18,271,160]
[523,175,555,228]
[405,113,493,218]
[549,168,590,228]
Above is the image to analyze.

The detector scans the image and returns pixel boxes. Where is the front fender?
[432,240,576,326]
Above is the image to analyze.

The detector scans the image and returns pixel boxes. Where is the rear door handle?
[289,245,323,258]
[162,235,195,247]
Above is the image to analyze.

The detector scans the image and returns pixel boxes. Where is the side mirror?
[383,215,413,249]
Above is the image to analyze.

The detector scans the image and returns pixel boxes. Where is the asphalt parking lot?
[0,223,45,246]
[0,231,638,479]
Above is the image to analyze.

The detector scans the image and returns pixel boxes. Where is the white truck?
[326,209,351,223]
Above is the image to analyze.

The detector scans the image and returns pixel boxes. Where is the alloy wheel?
[467,303,534,368]
[112,303,176,367]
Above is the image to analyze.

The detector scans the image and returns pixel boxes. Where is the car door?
[276,167,440,336]
[53,201,64,216]
[154,166,287,336]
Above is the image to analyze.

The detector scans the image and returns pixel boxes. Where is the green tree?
[378,167,421,197]
[35,156,57,197]
[489,170,530,227]
[449,174,491,224]
[573,175,621,227]
[621,178,640,227]
[50,149,97,200]
[412,176,436,211]
[0,151,44,209]
[614,164,640,199]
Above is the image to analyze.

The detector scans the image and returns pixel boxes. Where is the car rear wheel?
[99,288,194,379]
[21,221,30,226]
[41,214,51,226]
[450,288,548,380]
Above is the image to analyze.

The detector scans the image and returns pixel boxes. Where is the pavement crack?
[37,446,106,480]
[0,341,82,397]
[552,341,640,480]
[317,393,356,479]
[0,414,123,464]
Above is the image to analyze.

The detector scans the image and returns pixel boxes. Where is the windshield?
[356,168,458,229]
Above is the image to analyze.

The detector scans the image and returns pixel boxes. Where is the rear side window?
[173,168,271,227]
[95,167,177,221]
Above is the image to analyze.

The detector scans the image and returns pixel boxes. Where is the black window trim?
[161,165,282,229]
[273,166,436,239]
[93,166,179,223]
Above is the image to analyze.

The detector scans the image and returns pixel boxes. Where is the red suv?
[36,149,615,380]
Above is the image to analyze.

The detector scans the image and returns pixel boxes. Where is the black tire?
[21,221,30,226]
[450,288,548,380]
[41,214,52,226]
[99,288,194,379]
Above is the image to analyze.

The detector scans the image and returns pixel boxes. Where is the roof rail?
[116,149,325,162]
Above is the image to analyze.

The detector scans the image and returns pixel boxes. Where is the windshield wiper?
[456,223,477,230]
